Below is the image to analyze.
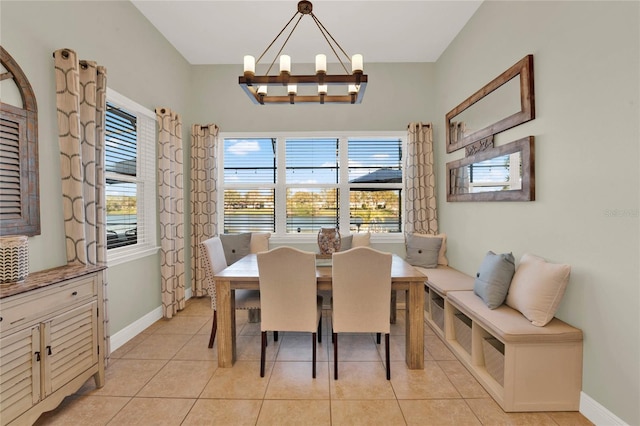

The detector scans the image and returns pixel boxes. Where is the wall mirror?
[1,46,40,236]
[446,55,535,153]
[446,136,534,202]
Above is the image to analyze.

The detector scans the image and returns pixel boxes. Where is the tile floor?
[34,297,593,425]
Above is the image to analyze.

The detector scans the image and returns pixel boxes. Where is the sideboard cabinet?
[0,264,106,425]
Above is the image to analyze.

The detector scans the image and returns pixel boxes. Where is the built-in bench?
[415,265,583,413]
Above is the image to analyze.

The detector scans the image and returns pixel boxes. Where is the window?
[220,133,403,238]
[467,152,521,193]
[105,89,157,264]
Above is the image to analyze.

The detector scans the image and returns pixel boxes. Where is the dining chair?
[200,236,261,348]
[331,246,393,380]
[257,246,323,378]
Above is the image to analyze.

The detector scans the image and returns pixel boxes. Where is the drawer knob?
[0,317,3,322]
[35,351,41,361]
[72,291,78,296]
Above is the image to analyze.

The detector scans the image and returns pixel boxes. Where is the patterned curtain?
[156,108,185,318]
[404,123,438,234]
[53,48,110,364]
[191,124,220,297]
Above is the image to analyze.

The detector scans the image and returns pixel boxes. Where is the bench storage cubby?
[417,266,475,338]
[445,290,583,412]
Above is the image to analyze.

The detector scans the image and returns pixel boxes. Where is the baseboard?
[109,289,193,352]
[109,306,163,352]
[580,392,628,425]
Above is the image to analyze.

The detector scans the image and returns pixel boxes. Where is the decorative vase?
[0,235,29,284]
[317,228,341,254]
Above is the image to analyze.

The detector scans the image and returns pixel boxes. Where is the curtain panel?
[53,48,110,364]
[404,122,438,235]
[191,124,219,297]
[156,108,185,318]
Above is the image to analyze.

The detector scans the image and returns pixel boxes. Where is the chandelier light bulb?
[280,55,291,74]
[348,84,358,94]
[351,54,363,73]
[288,84,297,95]
[318,84,328,95]
[257,85,268,95]
[315,54,327,73]
[244,55,255,75]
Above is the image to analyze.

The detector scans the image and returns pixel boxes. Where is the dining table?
[213,253,427,369]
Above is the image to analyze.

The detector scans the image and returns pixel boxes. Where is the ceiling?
[131,1,483,66]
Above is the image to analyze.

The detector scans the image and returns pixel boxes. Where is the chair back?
[257,247,318,332]
[200,236,229,310]
[332,247,392,333]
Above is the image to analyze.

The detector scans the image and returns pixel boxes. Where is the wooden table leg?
[405,280,425,369]
[216,279,237,367]
[390,290,397,324]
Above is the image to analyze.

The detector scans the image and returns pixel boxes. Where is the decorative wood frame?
[446,136,535,202]
[1,46,40,236]
[446,55,535,153]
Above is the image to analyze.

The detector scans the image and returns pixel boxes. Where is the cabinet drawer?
[0,275,97,334]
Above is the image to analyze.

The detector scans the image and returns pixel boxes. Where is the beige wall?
[435,1,639,424]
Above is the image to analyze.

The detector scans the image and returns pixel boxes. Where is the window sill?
[107,245,160,267]
[269,233,405,246]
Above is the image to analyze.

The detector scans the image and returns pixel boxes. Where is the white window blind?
[220,133,404,237]
[105,89,157,265]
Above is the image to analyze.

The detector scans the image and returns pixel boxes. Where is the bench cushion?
[415,265,474,295]
[447,290,582,344]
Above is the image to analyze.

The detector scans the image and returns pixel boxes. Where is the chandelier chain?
[310,13,351,75]
[263,14,305,75]
[256,10,299,66]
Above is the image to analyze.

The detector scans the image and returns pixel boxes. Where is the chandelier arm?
[264,14,305,75]
[256,10,300,65]
[311,13,353,74]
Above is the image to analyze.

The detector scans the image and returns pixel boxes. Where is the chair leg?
[274,331,278,342]
[208,311,217,349]
[385,333,391,380]
[317,318,322,343]
[260,331,267,377]
[333,333,338,380]
[376,332,381,344]
[312,332,317,378]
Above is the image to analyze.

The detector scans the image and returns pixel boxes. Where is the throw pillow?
[473,251,516,309]
[408,233,449,266]
[339,235,353,251]
[220,233,252,265]
[505,253,571,327]
[352,232,371,247]
[405,233,442,268]
[250,232,271,253]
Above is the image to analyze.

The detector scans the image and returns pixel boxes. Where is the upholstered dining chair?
[257,247,323,378]
[331,246,393,380]
[200,236,261,348]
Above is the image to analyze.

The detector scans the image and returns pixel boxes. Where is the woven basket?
[482,337,505,386]
[453,313,472,355]
[430,296,445,330]
[0,236,29,284]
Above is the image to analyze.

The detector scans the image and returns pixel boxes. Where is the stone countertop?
[0,263,106,299]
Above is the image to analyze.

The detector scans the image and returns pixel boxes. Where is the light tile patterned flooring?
[34,297,593,425]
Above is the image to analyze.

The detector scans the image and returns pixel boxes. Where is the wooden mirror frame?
[446,55,535,153]
[446,136,535,202]
[1,46,40,236]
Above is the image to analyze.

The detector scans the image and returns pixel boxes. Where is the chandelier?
[239,0,367,105]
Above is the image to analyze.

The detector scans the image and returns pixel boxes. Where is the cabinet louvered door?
[42,301,98,397]
[0,325,41,425]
